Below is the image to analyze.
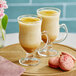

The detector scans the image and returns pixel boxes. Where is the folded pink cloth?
[0,56,25,76]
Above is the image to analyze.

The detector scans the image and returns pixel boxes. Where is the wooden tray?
[0,43,76,76]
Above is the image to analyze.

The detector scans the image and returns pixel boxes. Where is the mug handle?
[38,31,48,51]
[53,24,68,43]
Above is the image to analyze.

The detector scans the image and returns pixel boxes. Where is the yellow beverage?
[18,17,42,53]
[39,10,58,16]
[37,9,60,42]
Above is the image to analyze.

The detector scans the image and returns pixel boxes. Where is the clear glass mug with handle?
[17,15,48,66]
[37,7,68,57]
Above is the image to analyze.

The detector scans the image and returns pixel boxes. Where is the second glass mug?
[37,7,68,57]
[17,15,48,66]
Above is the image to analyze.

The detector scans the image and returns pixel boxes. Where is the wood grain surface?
[0,43,76,76]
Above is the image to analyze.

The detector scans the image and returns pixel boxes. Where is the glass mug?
[37,7,68,57]
[17,15,48,66]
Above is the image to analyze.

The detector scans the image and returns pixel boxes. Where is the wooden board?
[0,43,76,76]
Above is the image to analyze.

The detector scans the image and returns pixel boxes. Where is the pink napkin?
[0,56,25,76]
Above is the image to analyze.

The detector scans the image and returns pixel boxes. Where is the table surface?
[5,33,76,49]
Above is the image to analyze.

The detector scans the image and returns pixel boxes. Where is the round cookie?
[48,57,59,68]
[59,55,75,71]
